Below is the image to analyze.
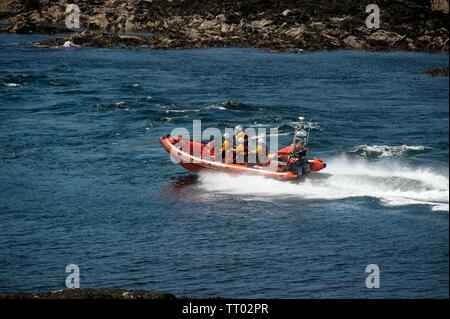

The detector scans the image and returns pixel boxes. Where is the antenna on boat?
[293,116,308,143]
[306,120,313,145]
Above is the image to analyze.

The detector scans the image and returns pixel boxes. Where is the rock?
[430,0,449,13]
[125,19,136,32]
[407,42,417,50]
[322,34,341,47]
[329,16,352,24]
[281,9,292,17]
[1,288,178,299]
[310,21,325,31]
[366,29,403,46]
[343,35,365,49]
[422,67,449,76]
[284,26,305,38]
[418,35,433,42]
[248,19,272,30]
[2,0,444,53]
[0,0,21,15]
[220,23,231,33]
[11,20,36,33]
[215,14,227,23]
[11,17,72,34]
[198,19,220,31]
[405,37,417,50]
[91,13,110,31]
[0,292,34,299]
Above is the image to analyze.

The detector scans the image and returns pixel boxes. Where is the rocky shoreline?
[0,0,449,52]
[0,288,180,299]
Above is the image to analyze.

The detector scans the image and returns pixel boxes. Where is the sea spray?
[198,155,449,211]
[347,144,434,158]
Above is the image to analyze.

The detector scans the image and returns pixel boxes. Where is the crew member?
[203,139,218,158]
[251,138,268,164]
[235,137,248,163]
[234,125,245,146]
[222,133,233,162]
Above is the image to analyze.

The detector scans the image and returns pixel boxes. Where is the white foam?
[164,109,201,113]
[198,156,449,212]
[62,41,79,48]
[432,204,449,212]
[3,83,20,87]
[348,144,434,158]
[206,104,227,111]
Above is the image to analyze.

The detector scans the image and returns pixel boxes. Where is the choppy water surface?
[0,34,448,298]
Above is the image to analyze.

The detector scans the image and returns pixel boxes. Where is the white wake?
[198,156,449,211]
[347,144,434,158]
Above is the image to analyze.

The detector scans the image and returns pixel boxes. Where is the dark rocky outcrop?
[422,66,449,76]
[1,0,449,52]
[0,288,178,299]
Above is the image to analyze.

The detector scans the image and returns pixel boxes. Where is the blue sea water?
[0,34,448,298]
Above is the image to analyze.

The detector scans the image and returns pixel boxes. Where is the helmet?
[258,138,265,144]
[223,133,230,139]
[234,125,243,134]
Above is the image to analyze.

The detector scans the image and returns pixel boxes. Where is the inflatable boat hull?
[160,135,326,181]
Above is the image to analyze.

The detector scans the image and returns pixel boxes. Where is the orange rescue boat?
[160,117,326,182]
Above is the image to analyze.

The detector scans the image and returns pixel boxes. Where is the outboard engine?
[287,156,310,179]
[297,157,310,177]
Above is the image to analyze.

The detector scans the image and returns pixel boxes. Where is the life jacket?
[235,143,247,155]
[252,144,267,155]
[222,140,231,152]
[204,141,217,156]
[234,131,245,148]
[251,144,268,163]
